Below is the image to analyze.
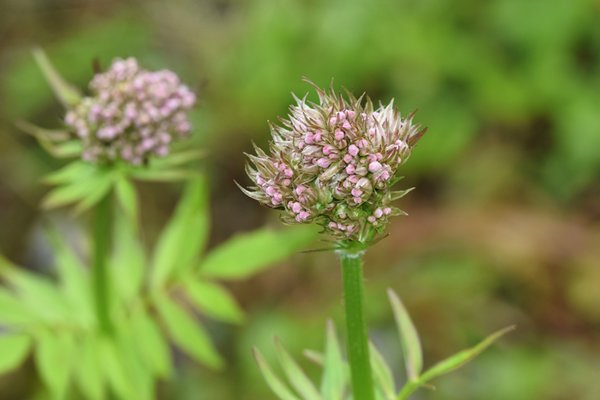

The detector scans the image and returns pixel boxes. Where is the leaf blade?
[321,320,346,400]
[0,333,32,374]
[419,326,515,384]
[369,342,396,400]
[184,280,245,324]
[154,292,223,370]
[274,338,321,400]
[151,176,210,287]
[388,289,422,380]
[253,347,301,400]
[199,226,317,280]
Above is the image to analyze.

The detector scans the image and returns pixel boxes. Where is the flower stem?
[339,250,375,400]
[93,193,112,334]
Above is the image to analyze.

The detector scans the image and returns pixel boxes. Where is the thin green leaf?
[369,342,396,400]
[44,161,95,185]
[419,326,515,384]
[15,120,80,159]
[0,333,32,374]
[113,321,156,400]
[51,141,83,158]
[253,347,301,400]
[35,329,75,399]
[114,177,139,228]
[303,350,323,366]
[73,174,115,214]
[151,176,209,287]
[184,280,244,324]
[321,320,346,400]
[46,225,94,327]
[16,120,70,142]
[130,307,172,379]
[199,225,317,280]
[74,334,104,400]
[32,48,81,107]
[388,289,422,380]
[274,338,321,400]
[130,168,198,182]
[151,149,205,169]
[0,287,37,325]
[42,168,114,210]
[0,255,71,323]
[98,336,135,400]
[154,292,223,370]
[111,212,145,304]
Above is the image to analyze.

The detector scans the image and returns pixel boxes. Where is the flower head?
[65,58,196,165]
[242,81,426,244]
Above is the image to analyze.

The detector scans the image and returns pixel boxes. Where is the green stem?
[339,250,375,400]
[397,380,419,400]
[93,193,112,334]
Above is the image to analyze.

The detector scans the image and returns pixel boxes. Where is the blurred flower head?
[65,58,196,165]
[242,81,426,244]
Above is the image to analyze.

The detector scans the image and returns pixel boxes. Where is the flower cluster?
[242,82,426,243]
[65,58,196,165]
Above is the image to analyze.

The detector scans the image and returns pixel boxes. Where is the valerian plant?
[243,82,512,400]
[254,291,514,400]
[0,50,317,399]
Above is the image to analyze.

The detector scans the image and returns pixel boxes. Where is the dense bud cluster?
[65,58,195,164]
[242,82,426,243]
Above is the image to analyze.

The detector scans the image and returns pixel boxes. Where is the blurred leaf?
[151,176,209,287]
[111,211,145,304]
[74,334,104,400]
[99,336,135,400]
[387,289,422,381]
[419,326,515,384]
[274,338,321,400]
[113,323,155,400]
[369,343,396,400]
[44,161,96,185]
[321,321,346,400]
[154,292,223,370]
[32,48,81,107]
[114,177,139,228]
[184,280,245,324]
[130,168,198,182]
[46,225,94,327]
[0,333,32,374]
[42,168,114,210]
[253,347,301,400]
[0,255,71,323]
[15,121,80,159]
[150,149,205,169]
[73,174,116,214]
[35,329,75,399]
[130,307,172,379]
[199,226,317,280]
[0,287,37,326]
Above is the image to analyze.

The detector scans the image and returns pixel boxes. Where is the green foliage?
[254,290,512,400]
[0,177,317,399]
[200,225,318,280]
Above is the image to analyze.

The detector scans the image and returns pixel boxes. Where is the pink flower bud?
[316,158,331,168]
[368,161,382,173]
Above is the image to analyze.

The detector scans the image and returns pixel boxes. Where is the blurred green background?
[1,0,599,399]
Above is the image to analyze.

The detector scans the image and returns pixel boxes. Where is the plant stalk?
[93,193,112,334]
[339,250,375,400]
